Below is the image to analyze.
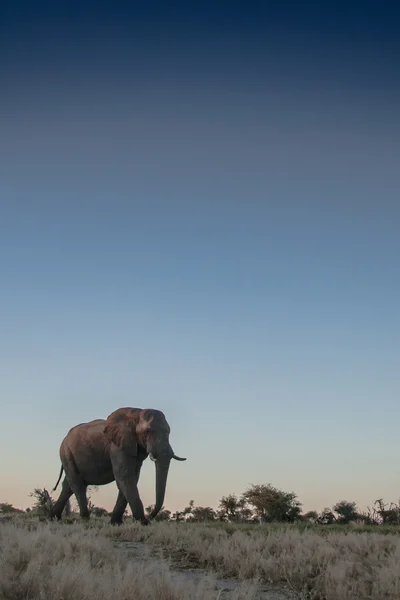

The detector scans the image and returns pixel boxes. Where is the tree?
[145,505,171,521]
[373,499,400,525]
[29,488,54,516]
[218,494,240,521]
[242,484,302,523]
[86,486,99,513]
[190,506,216,522]
[218,494,253,522]
[180,500,216,522]
[171,511,184,522]
[333,500,360,524]
[91,506,109,517]
[183,500,195,518]
[302,510,319,523]
[0,503,23,514]
[79,486,109,518]
[316,508,336,525]
[29,487,71,517]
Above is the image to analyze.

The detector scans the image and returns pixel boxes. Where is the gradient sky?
[1,1,400,515]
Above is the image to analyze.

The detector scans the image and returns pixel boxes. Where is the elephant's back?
[66,418,106,436]
[62,419,107,449]
[61,418,113,480]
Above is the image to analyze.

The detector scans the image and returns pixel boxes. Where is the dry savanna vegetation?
[2,483,400,599]
[1,512,400,600]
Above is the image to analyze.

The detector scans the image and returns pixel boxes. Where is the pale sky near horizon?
[1,1,399,516]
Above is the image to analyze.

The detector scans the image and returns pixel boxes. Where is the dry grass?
[2,515,400,599]
[0,518,258,600]
[104,520,400,599]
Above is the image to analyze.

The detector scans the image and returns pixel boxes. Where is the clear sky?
[1,1,399,515]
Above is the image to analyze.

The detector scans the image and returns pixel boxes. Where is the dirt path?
[114,540,293,599]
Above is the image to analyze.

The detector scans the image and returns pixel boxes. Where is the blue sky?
[1,0,399,514]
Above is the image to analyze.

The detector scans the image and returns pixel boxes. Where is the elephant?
[50,407,186,525]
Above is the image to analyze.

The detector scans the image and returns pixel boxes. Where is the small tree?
[77,486,109,518]
[86,485,99,513]
[359,500,382,525]
[242,484,302,523]
[29,488,54,516]
[218,494,253,522]
[180,500,216,522]
[29,487,71,517]
[218,494,240,522]
[145,505,171,521]
[317,508,336,525]
[333,500,360,524]
[302,510,319,524]
[0,503,23,514]
[183,500,195,518]
[190,506,216,522]
[374,499,400,525]
[172,511,184,521]
[91,506,109,517]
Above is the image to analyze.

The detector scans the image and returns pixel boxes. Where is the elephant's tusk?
[149,453,157,462]
[172,454,186,461]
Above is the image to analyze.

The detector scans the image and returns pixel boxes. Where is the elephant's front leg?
[110,449,149,525]
[110,459,144,525]
[110,489,127,525]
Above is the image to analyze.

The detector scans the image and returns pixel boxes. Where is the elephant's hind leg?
[74,486,90,520]
[51,478,73,520]
[61,451,90,520]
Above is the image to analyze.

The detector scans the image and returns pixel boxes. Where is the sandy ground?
[115,540,292,599]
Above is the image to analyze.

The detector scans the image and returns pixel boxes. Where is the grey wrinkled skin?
[50,407,186,525]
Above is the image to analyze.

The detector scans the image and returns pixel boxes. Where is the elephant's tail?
[52,465,64,491]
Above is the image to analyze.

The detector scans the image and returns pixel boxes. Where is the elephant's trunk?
[149,459,171,519]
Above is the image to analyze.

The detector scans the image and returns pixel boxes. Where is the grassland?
[1,515,400,599]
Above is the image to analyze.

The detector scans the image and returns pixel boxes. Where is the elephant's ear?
[103,408,140,454]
